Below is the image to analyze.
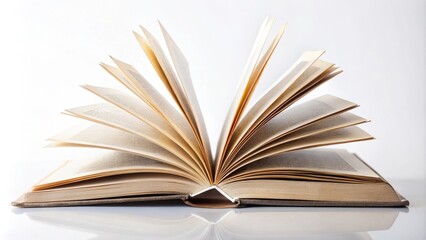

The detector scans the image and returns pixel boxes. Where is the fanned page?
[213,19,372,180]
[48,123,208,181]
[215,17,284,177]
[22,151,205,204]
[46,19,373,188]
[218,149,401,204]
[221,149,382,185]
[48,22,215,185]
[218,95,368,180]
[138,24,212,177]
[220,52,328,172]
[77,85,201,168]
[34,151,203,190]
[16,18,393,208]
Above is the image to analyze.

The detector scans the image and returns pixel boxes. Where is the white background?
[0,0,425,238]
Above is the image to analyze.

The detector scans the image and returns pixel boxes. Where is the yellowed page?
[227,22,287,142]
[221,112,367,179]
[158,22,212,173]
[35,151,199,190]
[220,53,327,175]
[222,149,379,185]
[133,31,178,104]
[225,56,328,161]
[223,111,367,180]
[248,125,373,162]
[258,65,343,128]
[215,17,275,176]
[26,174,204,203]
[231,95,357,165]
[99,63,147,105]
[109,58,210,176]
[246,67,343,143]
[226,173,372,185]
[64,103,205,175]
[257,66,343,129]
[227,126,373,177]
[48,123,209,184]
[81,85,203,167]
[220,179,399,202]
[140,26,192,116]
[222,24,287,161]
[250,112,368,158]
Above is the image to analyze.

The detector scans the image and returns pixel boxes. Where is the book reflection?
[18,201,405,240]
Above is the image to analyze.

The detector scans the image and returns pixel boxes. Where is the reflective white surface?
[3,179,425,239]
[8,206,408,239]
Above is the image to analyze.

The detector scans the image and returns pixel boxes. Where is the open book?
[13,17,408,208]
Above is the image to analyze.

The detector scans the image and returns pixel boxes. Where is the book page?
[99,63,148,105]
[224,149,380,185]
[252,125,373,161]
[65,103,204,173]
[218,54,326,176]
[25,173,204,203]
[215,17,275,176]
[81,85,207,175]
[48,123,209,184]
[34,151,200,190]
[223,117,369,180]
[133,31,178,104]
[251,66,342,135]
[249,112,367,158]
[103,58,206,169]
[220,179,399,202]
[232,95,358,164]
[110,57,212,179]
[225,57,330,164]
[226,126,373,178]
[158,23,213,172]
[140,25,212,173]
[140,26,195,119]
[224,112,367,178]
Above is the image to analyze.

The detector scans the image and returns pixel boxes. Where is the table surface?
[3,175,426,239]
